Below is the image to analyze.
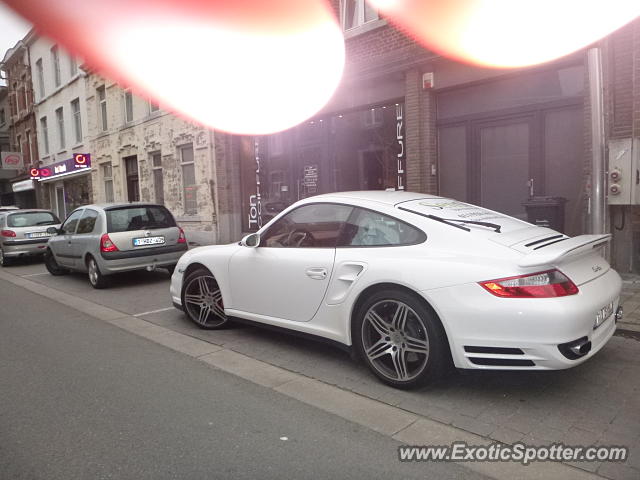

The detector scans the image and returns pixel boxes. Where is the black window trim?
[258,201,427,249]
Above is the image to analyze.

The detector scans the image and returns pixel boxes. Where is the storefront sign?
[246,139,263,231]
[396,104,405,191]
[12,179,35,192]
[1,152,23,169]
[30,153,91,180]
[303,164,318,194]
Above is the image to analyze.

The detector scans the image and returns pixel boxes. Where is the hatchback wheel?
[44,249,67,275]
[181,268,228,329]
[0,248,11,267]
[353,289,450,389]
[87,256,109,289]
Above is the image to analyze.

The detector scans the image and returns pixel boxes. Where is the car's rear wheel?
[44,249,67,275]
[353,289,449,389]
[87,256,109,289]
[181,268,228,329]
[0,248,11,267]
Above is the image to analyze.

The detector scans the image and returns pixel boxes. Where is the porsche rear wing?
[517,234,611,268]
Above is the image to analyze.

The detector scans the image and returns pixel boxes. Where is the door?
[70,208,100,270]
[55,186,66,220]
[227,203,352,322]
[49,208,83,267]
[473,117,538,220]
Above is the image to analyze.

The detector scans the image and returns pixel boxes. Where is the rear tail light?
[1,230,16,237]
[100,234,119,252]
[177,227,187,244]
[479,269,578,298]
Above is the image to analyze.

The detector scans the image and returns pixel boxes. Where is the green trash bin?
[522,196,567,233]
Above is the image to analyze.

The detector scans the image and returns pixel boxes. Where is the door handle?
[305,267,328,280]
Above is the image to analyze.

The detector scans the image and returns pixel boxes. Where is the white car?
[170,191,622,388]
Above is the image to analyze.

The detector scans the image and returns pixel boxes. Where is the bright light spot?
[104,16,343,134]
[370,0,640,68]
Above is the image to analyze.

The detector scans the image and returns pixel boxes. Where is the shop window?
[180,145,197,214]
[125,155,139,202]
[363,107,383,128]
[102,163,114,203]
[151,152,164,204]
[341,0,378,31]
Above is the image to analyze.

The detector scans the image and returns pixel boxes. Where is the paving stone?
[489,426,525,445]
[597,461,640,480]
[451,414,496,437]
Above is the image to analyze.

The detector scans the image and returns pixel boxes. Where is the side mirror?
[240,233,260,248]
[46,226,60,235]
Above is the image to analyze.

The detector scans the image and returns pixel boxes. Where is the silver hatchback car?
[0,209,61,266]
[44,203,188,288]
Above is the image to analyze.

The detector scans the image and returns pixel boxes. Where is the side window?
[339,208,426,247]
[261,203,353,248]
[60,209,84,234]
[76,209,99,234]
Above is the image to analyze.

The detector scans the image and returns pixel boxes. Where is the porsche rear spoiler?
[518,234,611,268]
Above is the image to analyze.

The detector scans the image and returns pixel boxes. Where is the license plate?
[594,302,614,329]
[133,236,165,246]
[26,232,52,239]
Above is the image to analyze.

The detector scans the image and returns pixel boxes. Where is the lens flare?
[369,0,640,68]
[5,0,345,134]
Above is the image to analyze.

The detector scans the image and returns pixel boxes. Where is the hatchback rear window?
[106,206,176,233]
[8,211,60,227]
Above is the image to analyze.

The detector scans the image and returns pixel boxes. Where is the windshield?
[106,206,176,233]
[7,212,60,227]
[399,199,528,234]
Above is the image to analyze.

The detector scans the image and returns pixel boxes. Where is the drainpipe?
[587,47,606,235]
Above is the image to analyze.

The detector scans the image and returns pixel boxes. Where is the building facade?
[0,39,38,208]
[26,32,91,220]
[85,72,220,245]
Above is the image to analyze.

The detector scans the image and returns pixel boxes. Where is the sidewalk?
[618,274,640,334]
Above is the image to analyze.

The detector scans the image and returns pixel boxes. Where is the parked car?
[44,203,188,288]
[170,190,622,389]
[0,209,61,266]
[0,205,20,212]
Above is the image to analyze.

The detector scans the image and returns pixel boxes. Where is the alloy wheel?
[88,259,99,286]
[183,274,226,328]
[361,300,430,382]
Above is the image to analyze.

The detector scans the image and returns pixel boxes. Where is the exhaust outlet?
[558,336,592,360]
[146,265,156,272]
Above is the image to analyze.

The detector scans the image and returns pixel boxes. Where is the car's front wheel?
[353,288,450,389]
[87,256,109,289]
[44,249,67,275]
[181,268,229,330]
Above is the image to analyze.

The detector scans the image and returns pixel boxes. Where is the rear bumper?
[1,239,49,257]
[423,268,622,370]
[98,245,188,274]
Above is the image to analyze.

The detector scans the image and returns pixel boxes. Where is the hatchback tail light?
[479,269,578,298]
[1,230,16,237]
[100,234,119,252]
[177,227,187,244]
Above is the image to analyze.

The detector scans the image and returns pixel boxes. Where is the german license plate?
[26,232,51,238]
[133,236,165,246]
[594,302,614,329]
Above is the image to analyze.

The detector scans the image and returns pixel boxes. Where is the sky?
[0,2,32,86]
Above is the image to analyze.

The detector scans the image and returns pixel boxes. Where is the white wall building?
[26,32,91,219]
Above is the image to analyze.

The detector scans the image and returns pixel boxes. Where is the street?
[1,258,639,480]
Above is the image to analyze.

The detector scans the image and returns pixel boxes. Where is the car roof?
[4,209,57,214]
[76,203,167,211]
[309,190,442,206]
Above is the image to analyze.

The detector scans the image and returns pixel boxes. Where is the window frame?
[179,144,197,215]
[150,151,164,204]
[51,45,61,88]
[340,0,379,32]
[102,162,114,203]
[55,106,65,151]
[123,88,134,123]
[35,58,45,99]
[71,97,82,144]
[40,116,49,155]
[97,85,108,131]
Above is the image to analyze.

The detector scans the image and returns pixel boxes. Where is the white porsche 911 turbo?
[170,191,622,388]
